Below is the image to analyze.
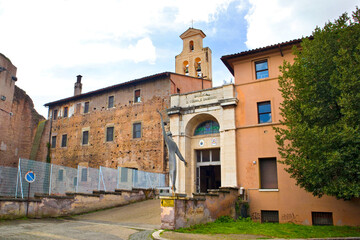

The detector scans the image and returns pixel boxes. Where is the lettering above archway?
[194,120,219,136]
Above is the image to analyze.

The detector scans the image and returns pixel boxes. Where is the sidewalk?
[153,230,360,240]
[153,230,265,240]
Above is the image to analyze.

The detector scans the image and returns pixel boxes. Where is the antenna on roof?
[191,19,194,28]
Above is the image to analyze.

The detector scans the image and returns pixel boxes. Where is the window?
[63,107,68,117]
[259,158,278,189]
[134,90,141,103]
[106,126,114,142]
[58,169,64,181]
[133,123,141,139]
[194,121,220,136]
[312,212,333,226]
[261,210,279,223]
[189,40,194,51]
[108,96,114,108]
[255,60,269,79]
[51,136,56,148]
[84,102,89,113]
[196,149,220,163]
[257,101,272,124]
[61,134,67,147]
[81,168,87,182]
[53,109,58,120]
[82,130,89,145]
[73,177,77,186]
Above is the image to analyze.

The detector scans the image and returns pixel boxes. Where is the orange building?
[170,38,359,226]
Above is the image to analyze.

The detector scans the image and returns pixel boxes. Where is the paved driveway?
[0,199,161,240]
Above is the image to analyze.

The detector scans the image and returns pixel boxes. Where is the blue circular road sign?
[25,171,36,183]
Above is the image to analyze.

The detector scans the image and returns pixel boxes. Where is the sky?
[0,0,358,117]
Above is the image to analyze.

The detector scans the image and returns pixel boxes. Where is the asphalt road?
[0,199,161,240]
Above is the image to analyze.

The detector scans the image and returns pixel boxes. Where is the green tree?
[275,8,360,200]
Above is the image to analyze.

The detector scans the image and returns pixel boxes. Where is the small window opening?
[134,90,141,103]
[189,41,194,51]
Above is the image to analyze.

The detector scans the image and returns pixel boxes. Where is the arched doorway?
[186,115,221,193]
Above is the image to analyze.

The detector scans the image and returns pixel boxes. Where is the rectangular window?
[106,126,114,142]
[73,177,77,186]
[82,130,89,145]
[84,102,89,113]
[81,168,87,182]
[108,96,114,108]
[61,134,67,147]
[51,136,56,148]
[257,101,272,124]
[259,158,278,189]
[134,89,141,103]
[261,210,279,223]
[58,169,64,181]
[53,109,58,120]
[133,123,141,139]
[63,107,68,117]
[255,60,269,79]
[312,212,333,226]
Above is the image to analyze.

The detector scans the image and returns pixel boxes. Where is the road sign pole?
[26,182,30,217]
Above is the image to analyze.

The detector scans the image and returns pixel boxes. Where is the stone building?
[170,39,360,226]
[44,28,213,172]
[0,53,46,167]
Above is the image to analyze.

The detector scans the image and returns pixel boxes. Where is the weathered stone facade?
[0,53,45,166]
[45,73,211,172]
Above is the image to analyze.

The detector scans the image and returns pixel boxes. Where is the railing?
[0,158,167,198]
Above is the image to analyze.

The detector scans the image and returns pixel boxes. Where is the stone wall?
[0,86,45,167]
[0,188,154,220]
[160,187,239,230]
[48,77,171,172]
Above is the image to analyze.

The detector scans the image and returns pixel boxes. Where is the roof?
[45,72,172,107]
[221,38,307,75]
[44,71,210,107]
[180,28,206,39]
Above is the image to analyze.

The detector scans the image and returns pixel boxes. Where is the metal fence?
[0,158,167,198]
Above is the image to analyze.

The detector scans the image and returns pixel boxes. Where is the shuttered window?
[259,158,278,189]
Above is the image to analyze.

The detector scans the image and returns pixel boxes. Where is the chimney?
[74,75,82,96]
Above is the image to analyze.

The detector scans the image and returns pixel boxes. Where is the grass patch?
[174,217,360,239]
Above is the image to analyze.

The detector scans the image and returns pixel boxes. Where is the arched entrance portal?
[186,115,221,193]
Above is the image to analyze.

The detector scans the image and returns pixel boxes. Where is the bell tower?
[175,28,212,81]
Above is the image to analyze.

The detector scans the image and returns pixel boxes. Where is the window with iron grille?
[255,60,269,79]
[84,102,89,113]
[106,127,114,142]
[53,109,58,120]
[82,130,89,145]
[312,212,333,226]
[133,123,141,139]
[108,96,114,108]
[261,210,279,223]
[51,136,56,148]
[134,89,141,103]
[259,158,278,189]
[63,107,68,117]
[61,134,67,147]
[81,168,87,182]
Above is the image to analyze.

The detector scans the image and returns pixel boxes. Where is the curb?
[152,230,167,240]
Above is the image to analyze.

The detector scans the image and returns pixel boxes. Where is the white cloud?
[0,0,234,117]
[243,0,359,49]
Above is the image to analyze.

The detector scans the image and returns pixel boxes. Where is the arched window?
[189,41,194,51]
[195,57,201,72]
[194,121,219,136]
[183,61,189,75]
